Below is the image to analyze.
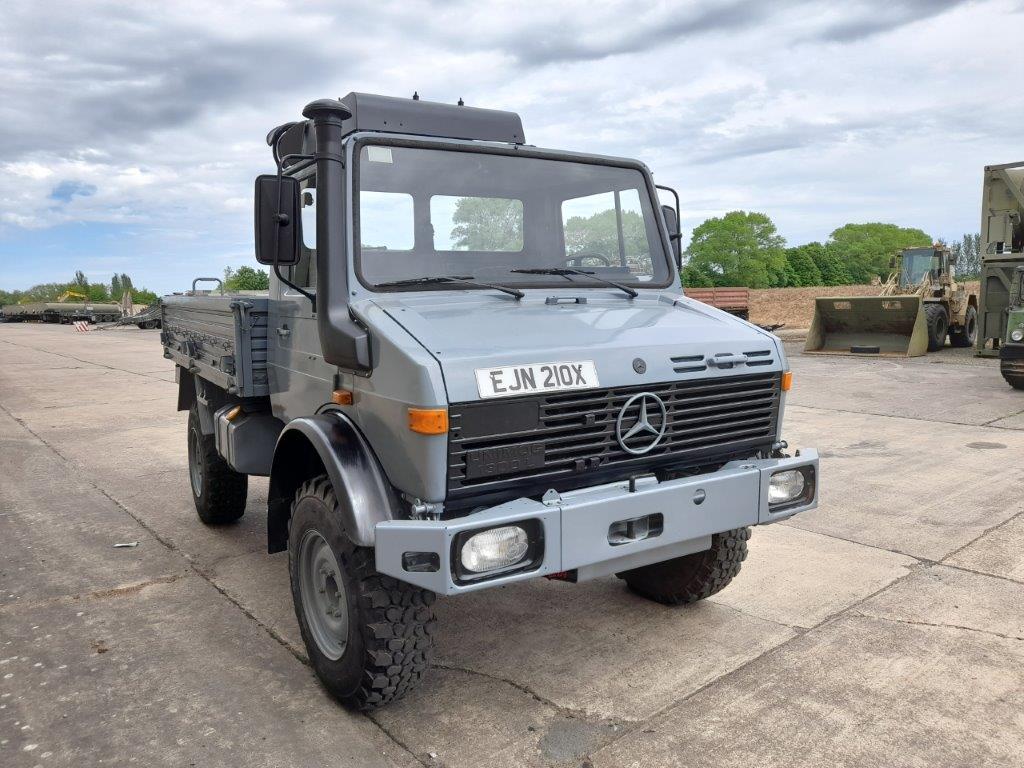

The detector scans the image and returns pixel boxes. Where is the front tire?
[948,305,978,348]
[618,527,750,605]
[925,304,948,352]
[288,475,436,710]
[187,405,247,524]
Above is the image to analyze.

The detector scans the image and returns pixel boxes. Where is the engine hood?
[369,290,783,403]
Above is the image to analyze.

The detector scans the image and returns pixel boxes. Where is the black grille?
[447,371,781,500]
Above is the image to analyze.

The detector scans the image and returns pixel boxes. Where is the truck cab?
[162,92,818,710]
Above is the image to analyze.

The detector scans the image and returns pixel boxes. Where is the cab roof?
[274,92,525,159]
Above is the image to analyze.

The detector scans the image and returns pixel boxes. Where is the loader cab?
[899,247,943,289]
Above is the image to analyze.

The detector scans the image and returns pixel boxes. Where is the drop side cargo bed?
[161,294,270,397]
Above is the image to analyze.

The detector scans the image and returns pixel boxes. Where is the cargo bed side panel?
[161,295,270,397]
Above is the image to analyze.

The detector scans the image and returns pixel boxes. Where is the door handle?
[277,326,291,338]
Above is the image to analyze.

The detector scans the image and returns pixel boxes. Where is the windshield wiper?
[374,275,524,300]
[509,267,638,298]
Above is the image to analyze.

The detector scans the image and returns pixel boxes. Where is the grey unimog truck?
[162,93,819,710]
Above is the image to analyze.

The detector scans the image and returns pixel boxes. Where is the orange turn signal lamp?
[781,371,793,392]
[331,389,354,406]
[408,407,448,435]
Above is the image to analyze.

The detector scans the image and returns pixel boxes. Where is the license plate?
[475,361,599,399]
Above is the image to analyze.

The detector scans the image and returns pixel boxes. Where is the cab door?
[268,186,333,421]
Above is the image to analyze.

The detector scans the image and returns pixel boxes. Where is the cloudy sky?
[1,0,1021,294]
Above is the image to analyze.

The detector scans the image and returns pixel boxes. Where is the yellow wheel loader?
[805,246,978,357]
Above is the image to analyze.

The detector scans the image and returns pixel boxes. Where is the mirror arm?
[656,184,683,268]
[271,160,315,304]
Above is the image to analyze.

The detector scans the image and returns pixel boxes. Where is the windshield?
[355,144,672,290]
[900,248,939,286]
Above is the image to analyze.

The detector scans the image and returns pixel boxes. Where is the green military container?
[977,161,1024,357]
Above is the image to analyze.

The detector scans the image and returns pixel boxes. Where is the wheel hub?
[188,427,203,497]
[298,530,348,660]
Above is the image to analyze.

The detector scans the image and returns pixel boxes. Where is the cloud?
[0,0,1020,293]
[811,0,968,42]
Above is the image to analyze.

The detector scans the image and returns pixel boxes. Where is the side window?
[618,189,653,277]
[293,188,317,288]
[430,195,523,251]
[360,191,414,250]
[561,189,654,277]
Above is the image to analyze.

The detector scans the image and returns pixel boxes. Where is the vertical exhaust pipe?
[302,99,371,372]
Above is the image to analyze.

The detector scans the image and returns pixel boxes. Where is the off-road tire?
[1001,360,1024,390]
[948,305,978,348]
[187,405,247,524]
[288,475,436,710]
[925,304,949,352]
[618,527,750,605]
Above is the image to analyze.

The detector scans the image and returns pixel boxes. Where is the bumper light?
[769,469,806,505]
[1011,329,1024,342]
[460,526,529,573]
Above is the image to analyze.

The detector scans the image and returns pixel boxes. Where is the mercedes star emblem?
[615,392,668,455]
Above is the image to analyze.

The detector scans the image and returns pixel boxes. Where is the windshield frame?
[349,134,677,293]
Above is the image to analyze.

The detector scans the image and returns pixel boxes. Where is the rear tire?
[288,475,436,710]
[187,405,247,524]
[618,527,750,605]
[949,305,977,348]
[925,304,948,352]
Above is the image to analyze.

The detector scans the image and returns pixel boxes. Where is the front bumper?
[375,449,818,595]
[999,343,1024,361]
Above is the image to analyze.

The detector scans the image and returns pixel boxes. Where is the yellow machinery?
[805,246,977,357]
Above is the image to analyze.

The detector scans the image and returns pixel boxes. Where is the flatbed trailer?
[683,287,750,320]
[0,302,121,324]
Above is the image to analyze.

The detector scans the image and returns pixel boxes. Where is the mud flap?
[804,295,928,357]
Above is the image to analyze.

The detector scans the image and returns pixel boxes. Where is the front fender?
[267,410,397,552]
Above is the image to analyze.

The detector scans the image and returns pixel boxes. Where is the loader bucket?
[804,295,929,357]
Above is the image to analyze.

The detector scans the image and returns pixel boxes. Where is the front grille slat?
[447,371,781,496]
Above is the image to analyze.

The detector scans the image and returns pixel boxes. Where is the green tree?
[807,243,853,285]
[0,289,26,305]
[680,264,713,287]
[450,197,523,251]
[827,223,931,283]
[223,266,270,291]
[111,274,122,298]
[950,232,981,279]
[784,244,824,286]
[86,283,110,301]
[131,288,159,305]
[684,211,788,288]
[73,270,89,290]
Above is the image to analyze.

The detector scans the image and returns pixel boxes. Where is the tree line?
[0,266,275,307]
[0,271,159,306]
[681,212,981,288]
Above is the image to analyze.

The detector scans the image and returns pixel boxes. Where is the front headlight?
[1011,328,1024,342]
[769,469,807,505]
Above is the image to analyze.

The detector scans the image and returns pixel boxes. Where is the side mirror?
[661,204,682,267]
[888,256,897,269]
[255,174,302,266]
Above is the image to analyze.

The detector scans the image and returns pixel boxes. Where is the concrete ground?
[1,323,1022,768]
